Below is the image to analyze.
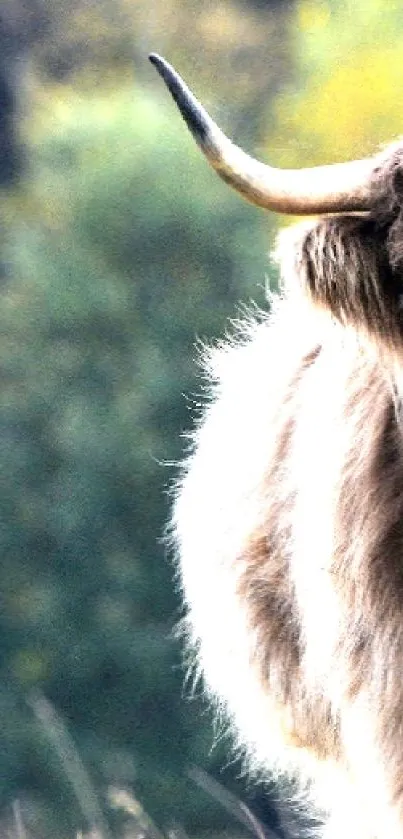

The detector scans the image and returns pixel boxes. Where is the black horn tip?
[149,53,212,150]
[148,52,163,71]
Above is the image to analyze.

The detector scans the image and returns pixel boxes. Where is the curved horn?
[149,53,376,216]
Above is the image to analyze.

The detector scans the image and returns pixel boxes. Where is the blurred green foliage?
[0,62,272,838]
[2,0,402,835]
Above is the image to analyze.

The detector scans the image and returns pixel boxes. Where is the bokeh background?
[1,0,403,836]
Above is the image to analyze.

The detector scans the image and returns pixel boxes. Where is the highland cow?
[150,54,403,839]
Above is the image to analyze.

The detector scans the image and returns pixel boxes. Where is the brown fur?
[171,142,403,839]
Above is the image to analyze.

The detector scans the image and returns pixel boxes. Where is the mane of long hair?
[171,143,403,839]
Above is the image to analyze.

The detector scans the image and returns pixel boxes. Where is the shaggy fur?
[171,143,403,839]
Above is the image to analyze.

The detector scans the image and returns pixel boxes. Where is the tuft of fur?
[170,142,403,839]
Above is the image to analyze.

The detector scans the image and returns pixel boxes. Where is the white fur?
[171,221,401,838]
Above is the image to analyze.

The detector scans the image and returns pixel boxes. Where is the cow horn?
[149,53,377,216]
